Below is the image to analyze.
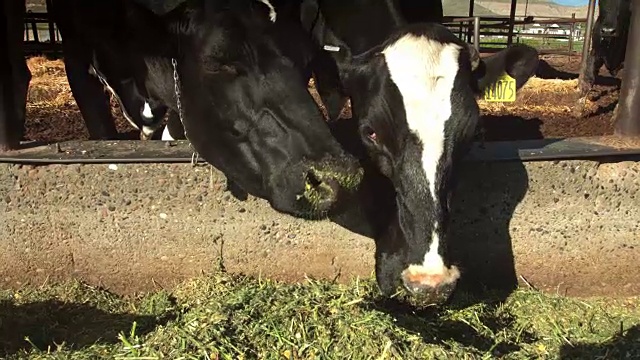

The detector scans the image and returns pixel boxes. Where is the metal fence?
[443,14,588,56]
[23,9,62,56]
[22,10,588,57]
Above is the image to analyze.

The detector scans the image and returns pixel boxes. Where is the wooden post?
[577,0,598,94]
[613,1,640,136]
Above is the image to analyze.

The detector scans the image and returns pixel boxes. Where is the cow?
[143,0,540,302]
[48,0,172,140]
[292,0,540,301]
[300,0,446,122]
[104,0,369,219]
[579,0,631,98]
[162,0,444,140]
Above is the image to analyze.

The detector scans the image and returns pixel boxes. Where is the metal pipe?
[474,16,480,51]
[507,0,517,46]
[578,0,598,91]
[614,1,640,136]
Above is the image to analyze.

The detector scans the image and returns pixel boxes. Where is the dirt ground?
[20,54,621,144]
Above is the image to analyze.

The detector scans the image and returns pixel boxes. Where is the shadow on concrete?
[451,114,543,304]
[558,324,640,359]
[447,156,530,304]
[0,299,173,357]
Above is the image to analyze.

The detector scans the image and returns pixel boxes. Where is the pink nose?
[401,264,461,295]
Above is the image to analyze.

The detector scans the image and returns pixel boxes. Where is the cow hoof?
[574,96,589,118]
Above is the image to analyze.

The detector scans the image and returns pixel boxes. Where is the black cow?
[112,0,364,219]
[48,0,172,140]
[579,0,631,97]
[296,0,540,301]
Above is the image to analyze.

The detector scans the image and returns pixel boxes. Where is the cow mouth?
[296,157,364,218]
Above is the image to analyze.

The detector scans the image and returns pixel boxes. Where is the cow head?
[130,0,364,218]
[599,0,631,37]
[329,23,538,301]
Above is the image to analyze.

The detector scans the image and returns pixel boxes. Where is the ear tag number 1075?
[483,73,517,102]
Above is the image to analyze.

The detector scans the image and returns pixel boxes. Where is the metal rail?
[2,138,640,165]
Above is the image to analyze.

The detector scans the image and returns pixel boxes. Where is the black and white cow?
[579,0,631,97]
[295,1,540,300]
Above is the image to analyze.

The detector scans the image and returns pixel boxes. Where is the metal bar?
[474,17,480,51]
[614,1,640,136]
[507,0,517,46]
[569,13,575,55]
[45,0,57,53]
[2,138,640,164]
[30,19,39,43]
[578,0,598,92]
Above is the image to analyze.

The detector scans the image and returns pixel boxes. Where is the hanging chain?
[171,57,185,127]
[171,57,200,166]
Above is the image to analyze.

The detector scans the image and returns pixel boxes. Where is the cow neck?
[171,57,200,165]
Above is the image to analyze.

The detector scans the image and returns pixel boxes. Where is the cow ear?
[471,44,539,94]
[338,51,383,93]
[467,44,481,72]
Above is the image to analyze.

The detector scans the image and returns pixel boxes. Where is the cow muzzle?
[297,158,364,217]
[400,263,461,303]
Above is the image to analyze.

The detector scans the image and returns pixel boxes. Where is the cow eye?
[361,125,377,145]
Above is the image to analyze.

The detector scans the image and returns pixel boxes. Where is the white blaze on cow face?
[382,34,462,287]
[257,0,277,23]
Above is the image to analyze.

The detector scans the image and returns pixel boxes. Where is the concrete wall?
[1,157,639,297]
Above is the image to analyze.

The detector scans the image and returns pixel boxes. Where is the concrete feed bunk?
[1,155,639,297]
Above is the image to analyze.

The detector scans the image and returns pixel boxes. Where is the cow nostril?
[305,170,323,188]
[300,169,339,211]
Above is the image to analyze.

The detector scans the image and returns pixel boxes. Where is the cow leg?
[577,50,604,117]
[48,1,119,140]
[0,0,30,151]
[309,51,348,122]
[61,44,119,139]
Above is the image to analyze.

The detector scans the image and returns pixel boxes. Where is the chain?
[171,57,185,128]
[171,57,200,166]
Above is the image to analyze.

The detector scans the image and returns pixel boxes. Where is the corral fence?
[443,14,588,56]
[22,6,588,58]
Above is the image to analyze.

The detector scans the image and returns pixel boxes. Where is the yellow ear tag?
[483,72,517,102]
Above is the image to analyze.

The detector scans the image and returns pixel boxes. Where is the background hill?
[443,0,595,18]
